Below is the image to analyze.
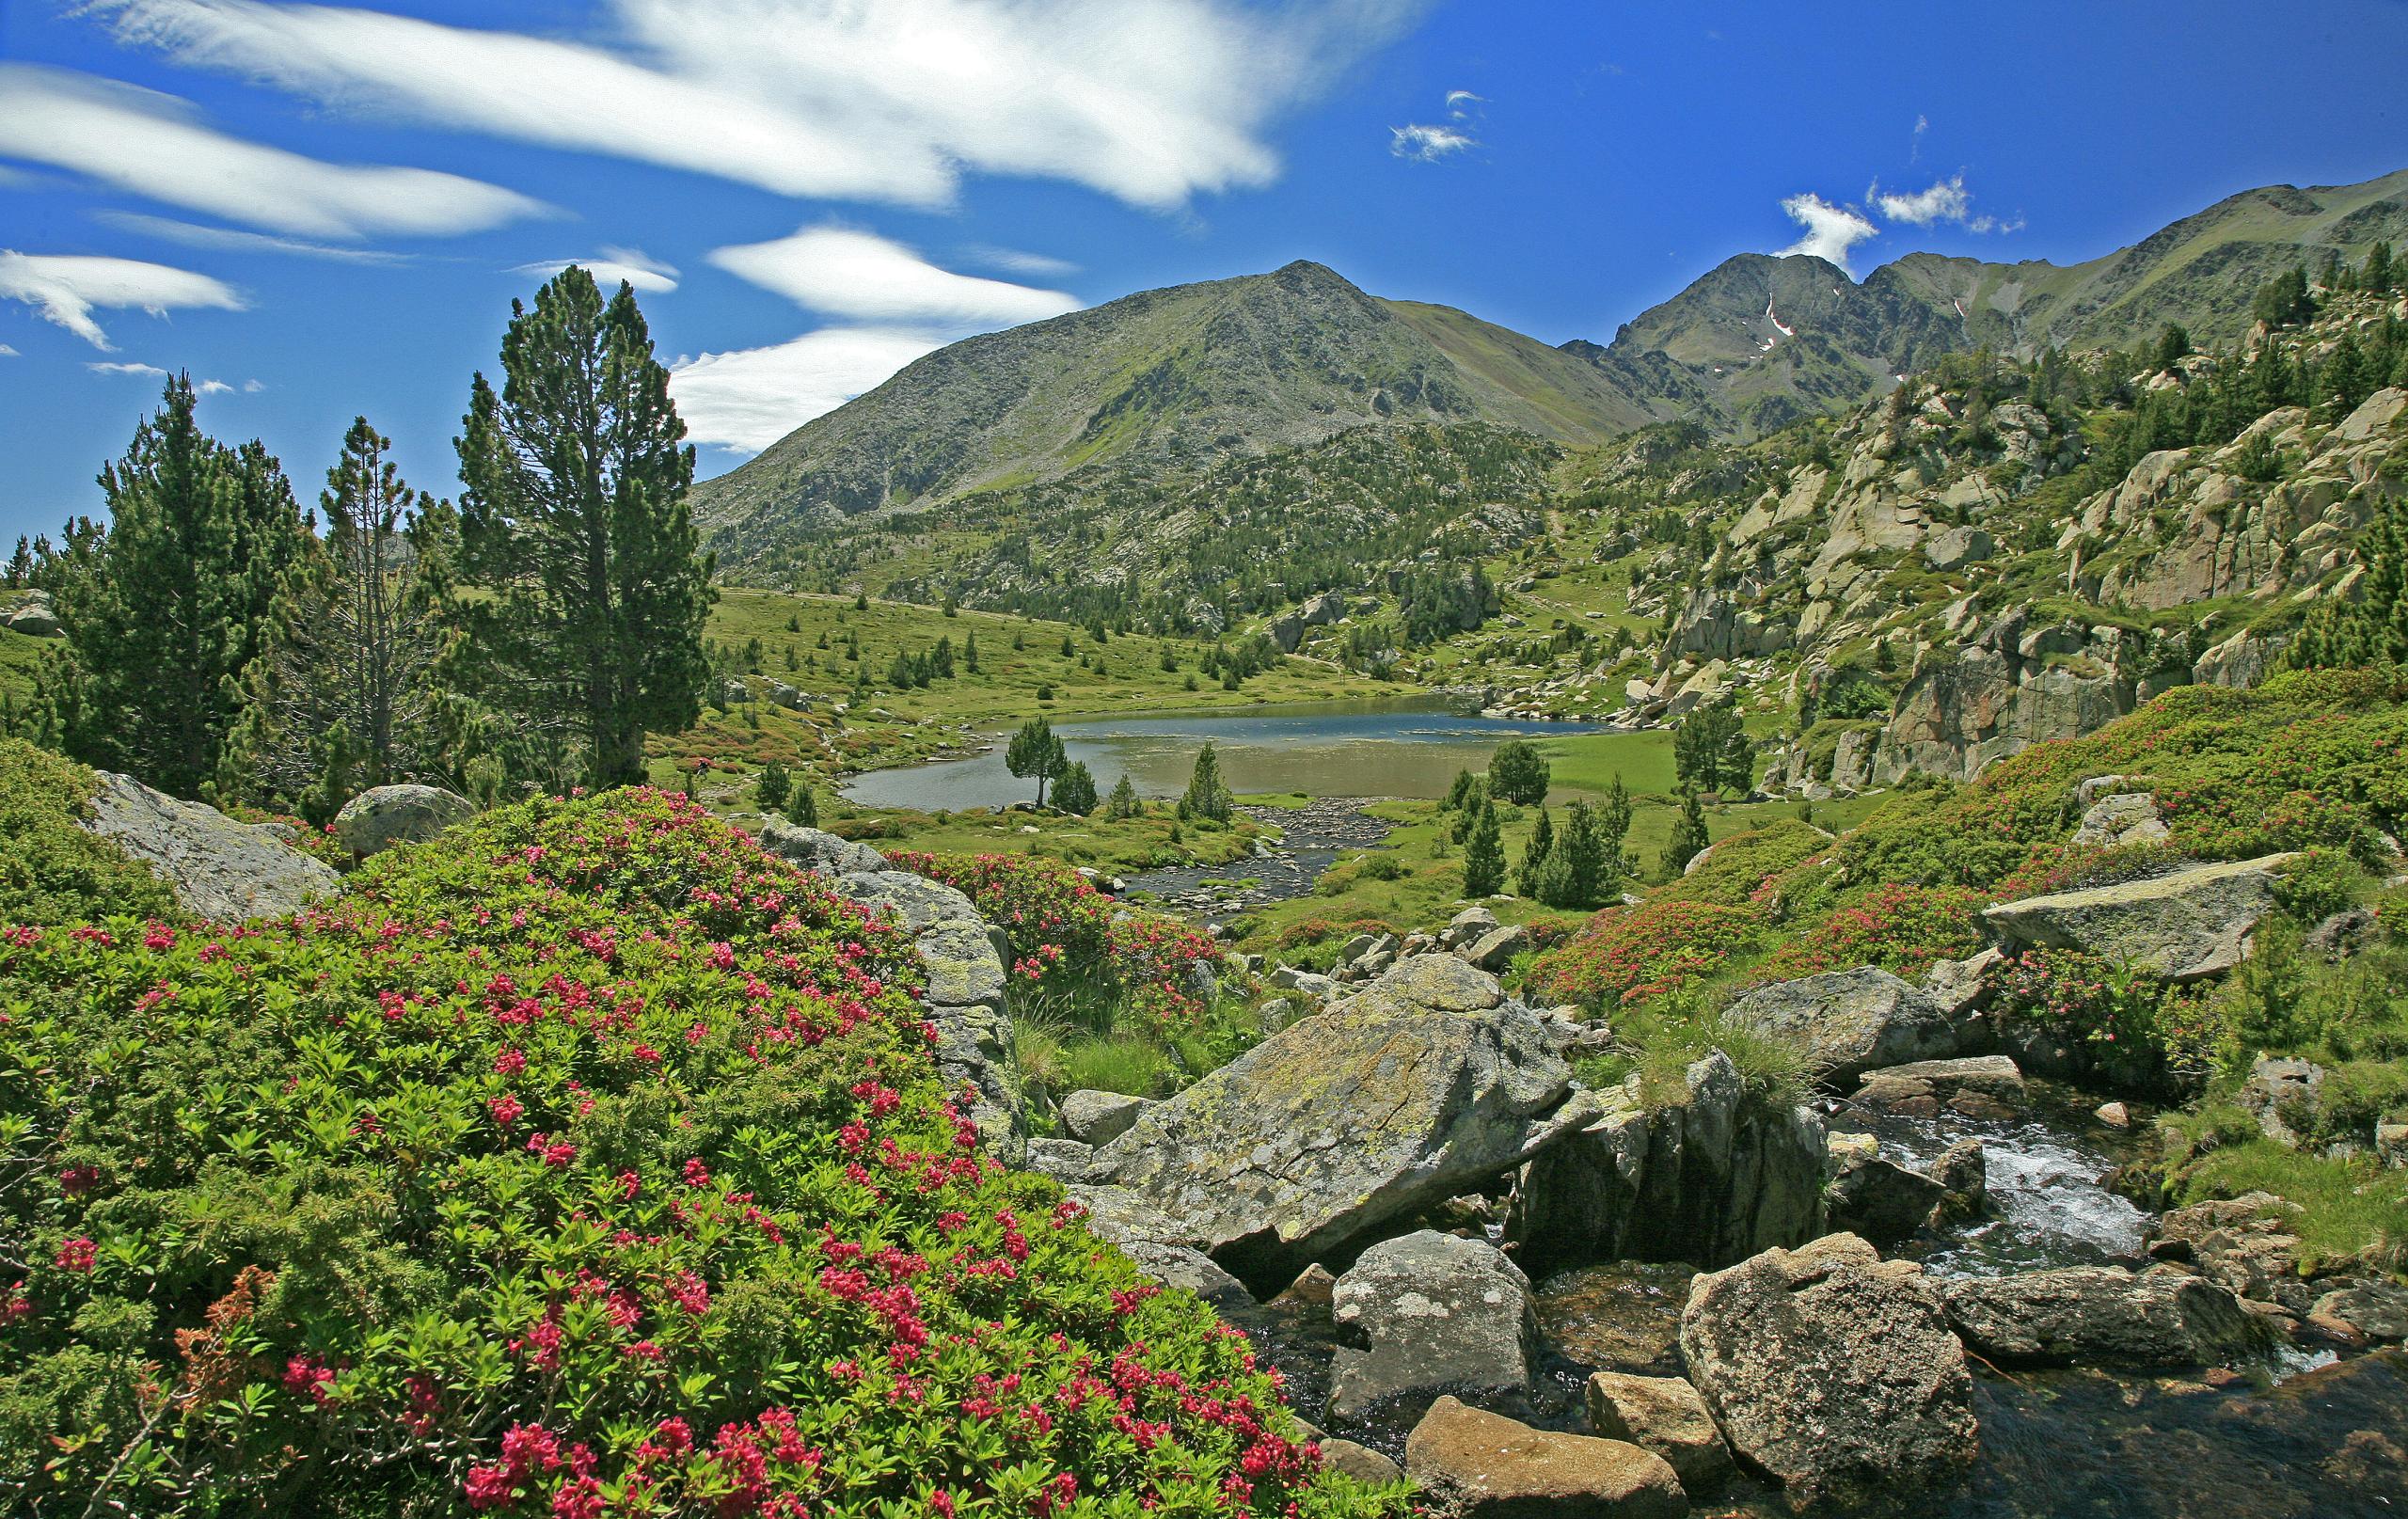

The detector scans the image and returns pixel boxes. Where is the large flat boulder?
[1081,954,1590,1285]
[1678,1233,1976,1510]
[1721,967,1965,1087]
[333,783,474,857]
[1980,853,2297,980]
[1404,1398,1687,1519]
[1941,1265,2272,1367]
[1329,1231,1537,1424]
[80,770,340,922]
[1852,1054,2025,1118]
[759,821,890,878]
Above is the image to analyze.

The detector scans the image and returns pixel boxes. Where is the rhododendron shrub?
[0,790,1399,1517]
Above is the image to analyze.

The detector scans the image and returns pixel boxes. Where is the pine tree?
[1515,806,1555,896]
[246,417,449,801]
[1663,783,1711,876]
[1547,799,1609,910]
[784,781,818,828]
[1462,799,1505,898]
[50,374,308,798]
[1181,741,1233,822]
[451,268,714,789]
[1006,717,1067,807]
[756,760,791,812]
[1103,772,1141,820]
[1487,738,1550,805]
[1595,774,1635,879]
[963,632,980,672]
[1053,760,1099,816]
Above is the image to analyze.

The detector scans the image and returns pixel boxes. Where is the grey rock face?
[1924,525,1994,570]
[333,783,475,858]
[2238,1053,2327,1148]
[1457,924,1530,972]
[759,821,891,878]
[80,770,341,922]
[2070,790,2172,849]
[1507,1051,1826,1272]
[1058,1088,1151,1146]
[1981,853,2297,980]
[4,594,61,637]
[1822,1143,1950,1246]
[1679,1233,1977,1510]
[1081,955,1590,1285]
[1721,966,1966,1086]
[1329,1231,1537,1423]
[1941,1266,2272,1366]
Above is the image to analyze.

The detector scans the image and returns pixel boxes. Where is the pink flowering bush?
[0,788,1399,1516]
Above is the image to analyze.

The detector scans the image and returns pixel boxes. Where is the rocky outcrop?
[1058,1088,1151,1146]
[1584,1372,1732,1493]
[1980,853,2296,980]
[759,820,893,878]
[1941,1265,2271,1367]
[79,770,341,921]
[1328,1231,1537,1423]
[1506,1051,1826,1272]
[1721,967,1970,1086]
[2070,790,2171,849]
[1404,1399,1687,1519]
[332,783,475,858]
[1678,1233,1976,1510]
[4,591,60,637]
[1081,955,1594,1286]
[838,866,1021,1147]
[1821,1135,1952,1246]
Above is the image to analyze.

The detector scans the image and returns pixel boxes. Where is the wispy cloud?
[962,245,1079,278]
[196,377,234,393]
[97,210,417,263]
[0,344,17,357]
[1391,84,1481,163]
[87,359,170,377]
[0,64,547,240]
[511,247,681,293]
[670,326,943,453]
[88,0,1424,210]
[708,227,1079,326]
[243,378,265,391]
[1776,193,1878,273]
[0,249,246,349]
[1867,174,2019,233]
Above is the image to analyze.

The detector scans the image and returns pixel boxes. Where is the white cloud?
[1870,174,1970,227]
[1391,122,1473,162]
[670,326,942,452]
[708,227,1078,326]
[0,64,547,240]
[87,359,170,377]
[196,377,235,393]
[91,0,1423,210]
[963,245,1079,278]
[0,249,246,349]
[0,344,17,357]
[1776,193,1878,273]
[1443,88,1481,112]
[512,247,682,293]
[243,378,266,391]
[98,210,416,263]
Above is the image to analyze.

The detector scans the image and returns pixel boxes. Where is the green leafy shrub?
[0,738,176,925]
[1992,946,2227,1092]
[1522,898,1765,1013]
[0,789,1396,1517]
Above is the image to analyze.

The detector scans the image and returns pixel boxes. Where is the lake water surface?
[841,697,1607,810]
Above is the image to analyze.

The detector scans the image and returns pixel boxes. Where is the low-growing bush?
[0,738,176,925]
[0,789,1398,1517]
[1751,882,1986,983]
[1522,898,1766,1013]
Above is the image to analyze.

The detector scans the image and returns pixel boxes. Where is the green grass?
[1534,729,1677,795]
[2169,1137,2408,1272]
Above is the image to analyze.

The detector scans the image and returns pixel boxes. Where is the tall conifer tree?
[452,268,713,789]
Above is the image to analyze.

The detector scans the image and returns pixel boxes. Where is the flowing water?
[1246,1082,2407,1515]
[839,697,1610,810]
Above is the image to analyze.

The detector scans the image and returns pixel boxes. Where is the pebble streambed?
[1238,1081,2406,1517]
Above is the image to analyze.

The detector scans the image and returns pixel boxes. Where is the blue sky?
[2,0,2403,544]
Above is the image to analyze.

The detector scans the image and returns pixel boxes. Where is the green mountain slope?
[692,261,1670,565]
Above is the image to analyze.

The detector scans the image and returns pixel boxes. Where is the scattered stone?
[2304,906,2380,960]
[1443,906,1501,948]
[758,821,890,877]
[80,769,341,922]
[1329,1230,1538,1423]
[2151,1195,2308,1306]
[1116,1241,1253,1312]
[4,591,61,637]
[1678,1234,1977,1510]
[1922,948,2001,1020]
[1924,525,1994,571]
[1317,1438,1402,1485]
[2096,1100,2132,1128]
[1852,1054,2025,1118]
[1023,1137,1094,1179]
[1980,853,2297,981]
[2238,1053,2326,1148]
[2070,791,2172,849]
[1584,1371,1732,1492]
[1081,955,1595,1285]
[332,783,475,858]
[1273,1262,1338,1310]
[1457,924,1530,972]
[2308,1281,2408,1344]
[1403,1398,1687,1519]
[1721,967,1967,1087]
[1941,1265,2273,1366]
[1058,1089,1151,1147]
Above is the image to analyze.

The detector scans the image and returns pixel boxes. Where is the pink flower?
[53,1237,95,1273]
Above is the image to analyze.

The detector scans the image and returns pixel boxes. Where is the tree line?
[6,268,714,816]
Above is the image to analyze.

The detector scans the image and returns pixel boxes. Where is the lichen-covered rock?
[1941,1265,2272,1366]
[1721,967,1966,1086]
[80,770,340,922]
[1584,1371,1732,1492]
[1678,1233,1976,1510]
[834,868,1019,1148]
[1404,1398,1687,1519]
[1058,1088,1151,1146]
[759,820,890,877]
[1505,1051,1826,1272]
[1081,954,1592,1284]
[2070,790,2171,849]
[1329,1231,1537,1424]
[1980,853,2297,981]
[333,783,475,857]
[1822,1147,1950,1246]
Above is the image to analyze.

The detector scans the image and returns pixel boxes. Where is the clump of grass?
[2173,1140,2408,1273]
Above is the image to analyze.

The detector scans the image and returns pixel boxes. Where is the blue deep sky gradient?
[2,0,2403,544]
